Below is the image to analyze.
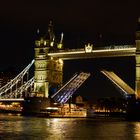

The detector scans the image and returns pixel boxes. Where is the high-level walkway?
[48,45,136,60]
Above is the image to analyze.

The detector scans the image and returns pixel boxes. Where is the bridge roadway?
[101,70,135,97]
[48,45,136,60]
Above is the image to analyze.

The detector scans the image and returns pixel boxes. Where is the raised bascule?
[0,18,140,116]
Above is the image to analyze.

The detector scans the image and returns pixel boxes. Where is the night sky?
[0,0,139,101]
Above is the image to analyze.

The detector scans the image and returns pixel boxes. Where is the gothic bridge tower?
[33,21,63,98]
[135,18,140,98]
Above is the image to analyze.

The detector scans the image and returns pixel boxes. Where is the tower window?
[39,49,44,53]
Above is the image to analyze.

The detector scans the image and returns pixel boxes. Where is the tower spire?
[60,32,64,44]
[44,20,55,47]
[57,32,64,49]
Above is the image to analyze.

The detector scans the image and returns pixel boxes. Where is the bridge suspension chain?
[0,77,34,99]
[0,60,34,96]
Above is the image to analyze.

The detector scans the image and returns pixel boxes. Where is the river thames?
[0,114,140,140]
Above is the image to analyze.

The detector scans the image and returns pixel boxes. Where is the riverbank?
[0,109,126,118]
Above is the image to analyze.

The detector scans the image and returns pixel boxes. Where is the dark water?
[0,114,140,140]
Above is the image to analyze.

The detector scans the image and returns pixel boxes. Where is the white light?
[85,43,93,53]
[50,41,54,47]
[0,98,24,101]
[46,107,58,110]
[58,58,63,64]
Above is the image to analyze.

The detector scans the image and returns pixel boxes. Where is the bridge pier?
[22,97,51,115]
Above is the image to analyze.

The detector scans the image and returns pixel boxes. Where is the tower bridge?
[0,19,140,115]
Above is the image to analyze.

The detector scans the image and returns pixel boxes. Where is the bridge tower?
[135,17,140,98]
[33,21,63,98]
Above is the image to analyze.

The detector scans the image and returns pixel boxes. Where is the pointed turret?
[44,21,55,47]
[57,32,64,49]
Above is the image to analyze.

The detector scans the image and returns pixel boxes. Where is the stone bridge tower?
[33,22,63,98]
[135,17,140,98]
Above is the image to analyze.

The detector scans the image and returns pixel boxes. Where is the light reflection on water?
[0,114,140,140]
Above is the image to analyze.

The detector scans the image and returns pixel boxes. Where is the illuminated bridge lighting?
[48,46,136,60]
[0,60,34,100]
[92,47,136,53]
[0,45,137,101]
[0,98,24,101]
[51,73,78,98]
[101,70,135,98]
[51,72,90,104]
